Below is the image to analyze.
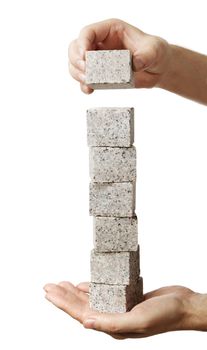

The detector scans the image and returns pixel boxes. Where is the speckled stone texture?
[94,216,138,252]
[89,146,136,183]
[87,107,134,147]
[89,277,143,313]
[85,50,134,89]
[89,182,135,217]
[91,247,140,285]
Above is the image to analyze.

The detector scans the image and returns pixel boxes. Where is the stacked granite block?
[87,107,143,313]
[86,50,134,89]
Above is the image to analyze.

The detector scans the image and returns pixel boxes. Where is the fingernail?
[84,318,96,329]
[77,59,85,71]
[43,284,49,292]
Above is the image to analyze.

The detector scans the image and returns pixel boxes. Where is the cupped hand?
[44,281,196,339]
[68,18,171,94]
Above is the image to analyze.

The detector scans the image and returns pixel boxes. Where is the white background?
[0,0,207,348]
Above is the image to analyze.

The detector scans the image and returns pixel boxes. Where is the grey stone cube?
[89,277,143,313]
[90,247,140,285]
[93,216,138,252]
[85,50,134,89]
[89,182,135,217]
[87,107,134,147]
[89,146,136,182]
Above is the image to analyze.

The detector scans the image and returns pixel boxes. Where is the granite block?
[89,182,135,217]
[89,277,143,313]
[89,146,136,182]
[90,247,140,285]
[85,50,134,89]
[94,216,138,252]
[87,107,134,147]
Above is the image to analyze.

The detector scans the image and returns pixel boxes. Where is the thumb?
[83,312,137,334]
[132,46,157,72]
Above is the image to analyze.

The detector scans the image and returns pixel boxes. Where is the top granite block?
[85,50,134,89]
[87,107,134,147]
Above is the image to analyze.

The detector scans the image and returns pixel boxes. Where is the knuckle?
[79,24,90,36]
[58,281,71,289]
[69,65,79,81]
[151,36,168,60]
[68,40,73,55]
[157,37,168,50]
[68,39,77,57]
[68,62,73,74]
[108,18,122,24]
[79,18,123,36]
[58,281,67,286]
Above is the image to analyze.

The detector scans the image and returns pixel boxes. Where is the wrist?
[156,44,177,90]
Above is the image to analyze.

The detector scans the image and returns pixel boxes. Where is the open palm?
[44,281,194,338]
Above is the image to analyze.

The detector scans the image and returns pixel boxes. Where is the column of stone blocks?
[87,107,143,313]
[86,50,143,313]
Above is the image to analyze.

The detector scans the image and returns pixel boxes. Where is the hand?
[44,281,200,339]
[68,18,171,94]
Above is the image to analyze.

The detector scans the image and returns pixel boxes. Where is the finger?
[83,312,139,334]
[79,19,132,51]
[144,285,191,300]
[44,283,58,292]
[80,83,93,94]
[45,284,86,322]
[133,45,158,72]
[134,70,159,89]
[78,19,113,49]
[68,63,86,84]
[133,37,167,74]
[58,281,88,302]
[76,282,89,293]
[68,40,86,70]
[94,32,124,50]
[144,286,181,300]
